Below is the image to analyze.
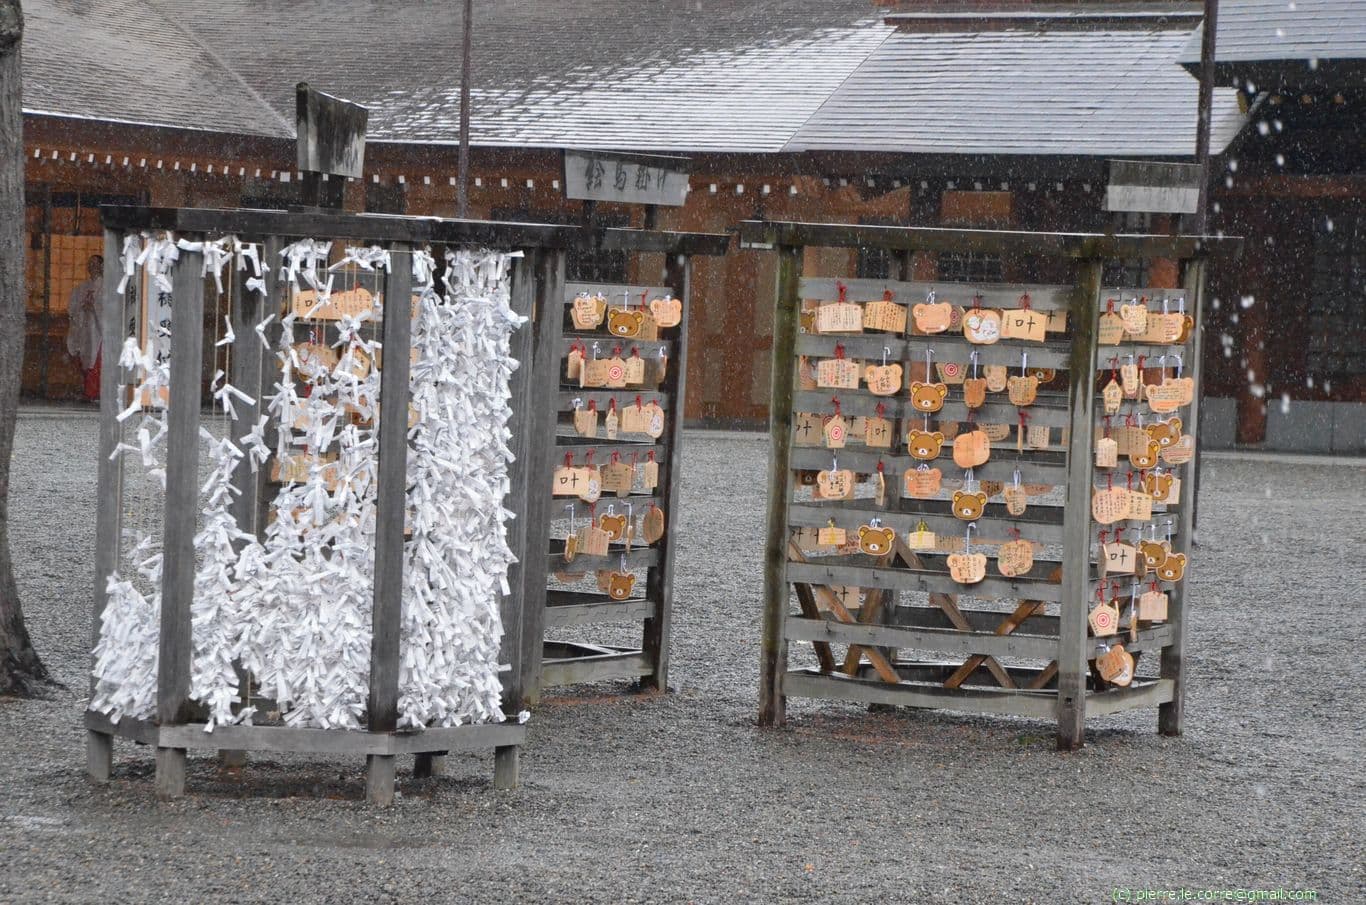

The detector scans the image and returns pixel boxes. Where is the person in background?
[66,254,103,402]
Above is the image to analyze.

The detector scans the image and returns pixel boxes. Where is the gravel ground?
[2,408,1362,904]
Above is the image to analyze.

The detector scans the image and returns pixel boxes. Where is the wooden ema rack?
[742,220,1232,749]
[524,273,691,697]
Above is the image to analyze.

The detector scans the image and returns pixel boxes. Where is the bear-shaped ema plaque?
[607,307,646,338]
[951,489,987,521]
[906,429,945,461]
[909,381,948,413]
[857,524,895,556]
[606,571,636,600]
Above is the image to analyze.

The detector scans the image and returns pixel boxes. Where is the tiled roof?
[1178,0,1366,64]
[22,0,1245,157]
[790,25,1245,155]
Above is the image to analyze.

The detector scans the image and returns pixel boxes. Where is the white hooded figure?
[66,254,104,398]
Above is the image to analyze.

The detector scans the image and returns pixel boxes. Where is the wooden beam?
[738,220,1238,260]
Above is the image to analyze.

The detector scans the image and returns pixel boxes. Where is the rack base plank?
[85,710,525,803]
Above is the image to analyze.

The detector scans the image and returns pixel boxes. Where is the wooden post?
[498,251,539,712]
[758,244,801,728]
[1160,256,1207,737]
[641,253,691,691]
[518,249,566,705]
[366,244,413,806]
[156,244,207,798]
[218,237,276,770]
[87,228,126,782]
[494,743,519,790]
[1056,257,1103,751]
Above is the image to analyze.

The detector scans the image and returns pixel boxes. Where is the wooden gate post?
[758,243,802,728]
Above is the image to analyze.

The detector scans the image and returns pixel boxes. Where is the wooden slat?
[1057,260,1103,750]
[564,281,671,303]
[760,244,802,727]
[800,277,1074,310]
[555,389,672,411]
[786,560,1063,603]
[784,616,1058,660]
[101,206,730,256]
[793,583,836,674]
[789,389,1073,428]
[546,541,659,570]
[157,247,205,727]
[738,220,1231,260]
[84,710,158,746]
[797,332,1073,370]
[90,230,125,700]
[540,651,653,687]
[520,250,567,705]
[227,248,269,541]
[498,251,538,710]
[788,446,1070,484]
[367,245,413,736]
[1088,679,1175,716]
[943,599,1047,689]
[150,720,526,755]
[554,496,662,521]
[885,604,1058,636]
[642,255,689,691]
[554,442,666,467]
[789,500,1066,545]
[1160,258,1206,737]
[560,335,674,358]
[782,670,1058,718]
[545,598,656,627]
[796,333,909,360]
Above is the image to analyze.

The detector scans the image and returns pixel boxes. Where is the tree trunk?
[0,0,48,697]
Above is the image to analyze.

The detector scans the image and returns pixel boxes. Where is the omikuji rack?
[85,204,626,804]
[518,232,728,700]
[742,220,1235,749]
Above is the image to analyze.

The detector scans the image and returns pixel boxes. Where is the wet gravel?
[2,408,1362,904]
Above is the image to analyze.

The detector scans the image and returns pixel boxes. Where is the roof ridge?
[140,0,295,137]
[780,26,898,154]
